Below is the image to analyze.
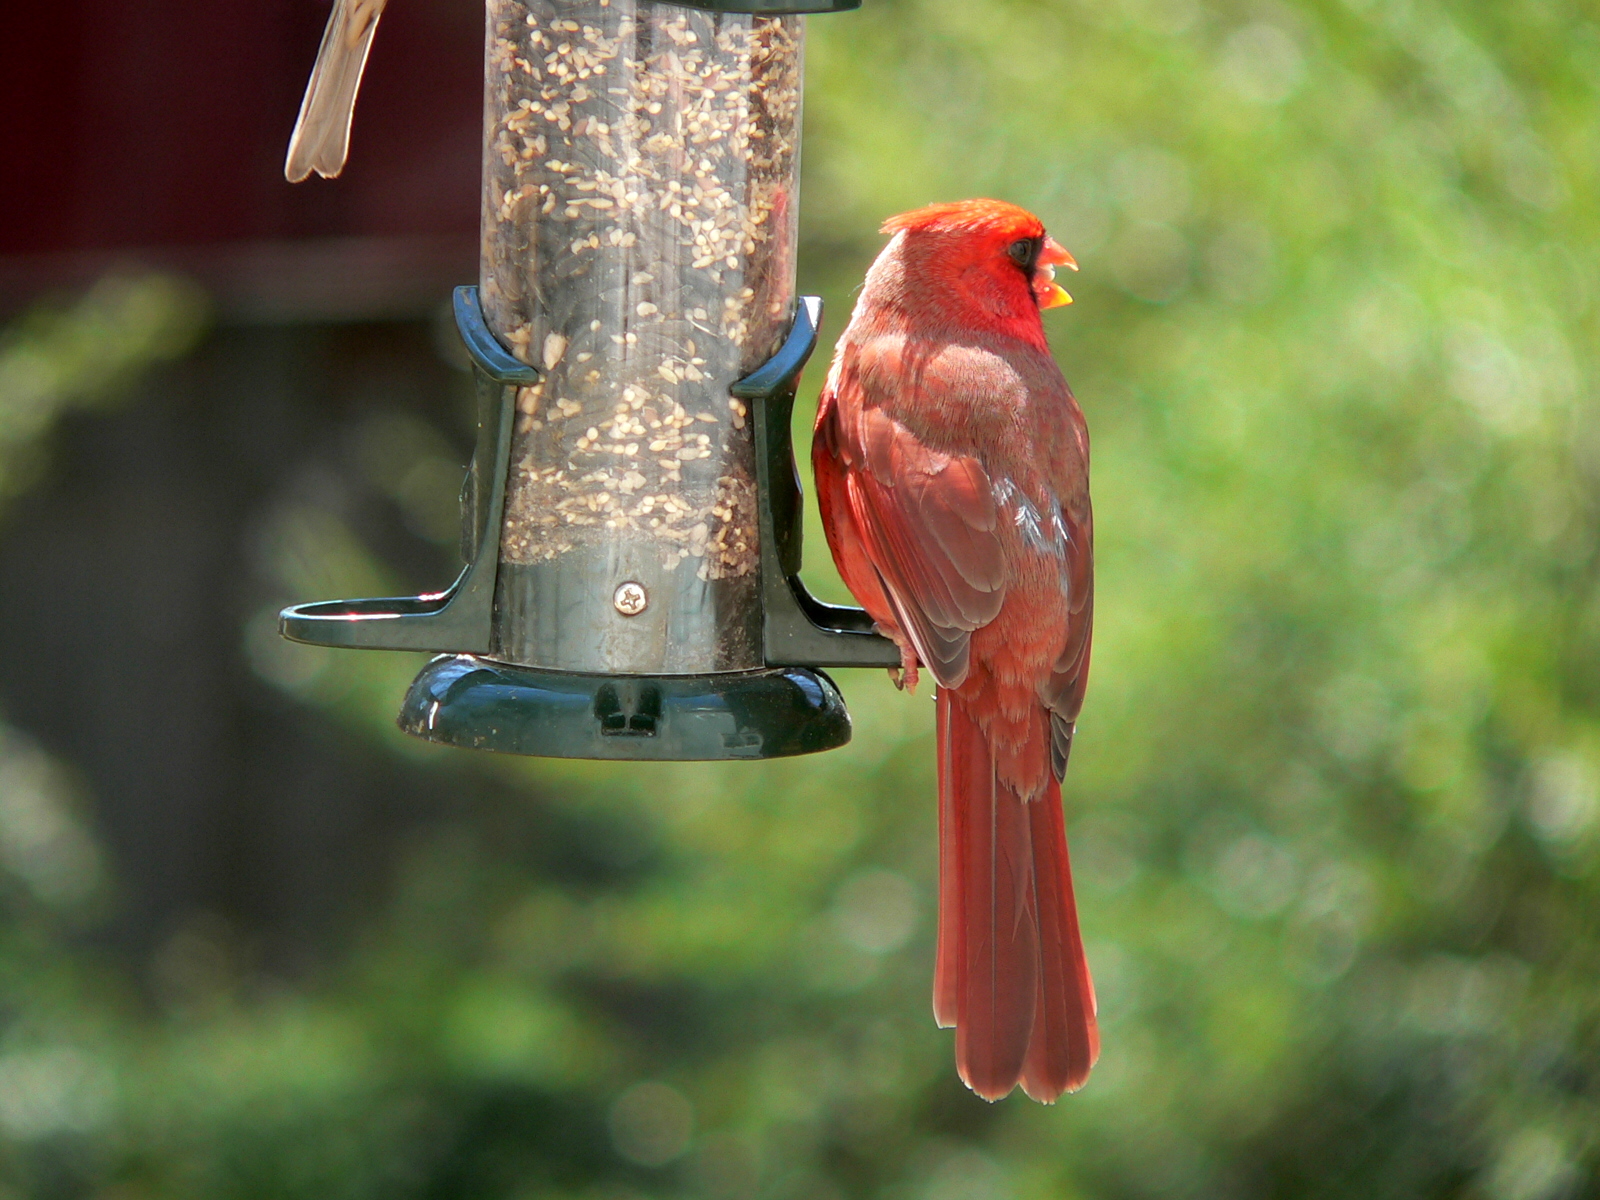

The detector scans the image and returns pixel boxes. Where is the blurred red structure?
[1,0,482,320]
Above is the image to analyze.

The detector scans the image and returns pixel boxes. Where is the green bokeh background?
[4,0,1599,1195]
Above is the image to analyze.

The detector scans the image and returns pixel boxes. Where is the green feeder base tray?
[398,655,852,760]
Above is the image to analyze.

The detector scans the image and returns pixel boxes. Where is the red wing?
[813,387,901,637]
[985,461,1093,777]
[836,400,1008,689]
[1038,510,1092,780]
[817,333,1089,698]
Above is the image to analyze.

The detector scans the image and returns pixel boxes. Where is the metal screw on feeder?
[613,582,648,617]
[279,0,900,761]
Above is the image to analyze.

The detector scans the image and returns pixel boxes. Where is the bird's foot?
[887,660,920,693]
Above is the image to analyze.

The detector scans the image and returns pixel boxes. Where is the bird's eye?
[1007,238,1038,269]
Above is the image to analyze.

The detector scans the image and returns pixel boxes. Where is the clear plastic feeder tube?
[481,0,801,675]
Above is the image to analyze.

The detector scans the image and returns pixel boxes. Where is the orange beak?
[1034,235,1078,310]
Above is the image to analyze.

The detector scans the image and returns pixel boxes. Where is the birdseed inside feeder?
[483,0,800,673]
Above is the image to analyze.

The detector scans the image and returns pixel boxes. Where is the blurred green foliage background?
[3,0,1599,1196]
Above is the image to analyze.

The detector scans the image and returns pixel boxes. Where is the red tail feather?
[1020,774,1098,1101]
[937,690,1098,1102]
[934,694,961,1029]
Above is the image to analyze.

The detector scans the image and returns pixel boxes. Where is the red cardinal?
[812,199,1096,1102]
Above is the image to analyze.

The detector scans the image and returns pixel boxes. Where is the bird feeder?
[280,0,898,760]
